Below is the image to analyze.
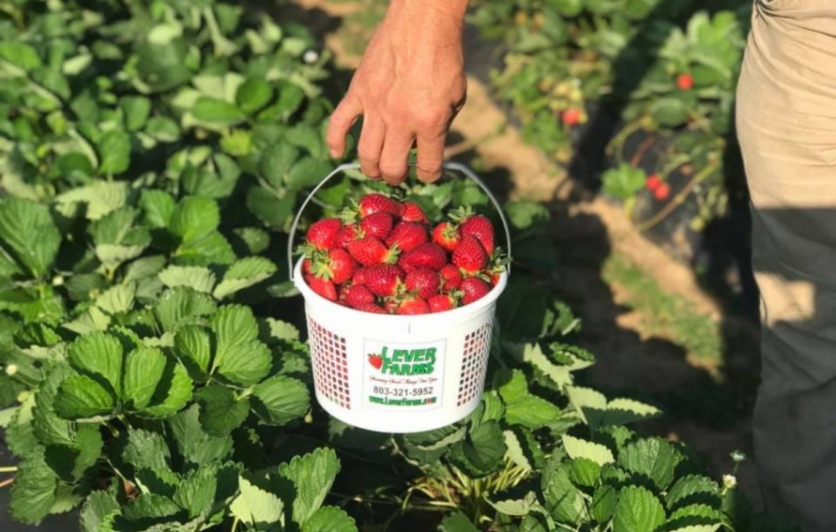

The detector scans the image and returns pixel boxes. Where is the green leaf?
[246,186,296,229]
[651,97,690,127]
[230,473,285,527]
[154,287,218,333]
[97,130,131,175]
[592,484,619,524]
[123,347,168,411]
[9,449,59,525]
[488,491,539,517]
[59,182,130,221]
[236,77,274,114]
[261,318,300,342]
[562,434,615,466]
[195,385,250,436]
[68,332,123,395]
[80,490,120,532]
[505,395,563,428]
[613,486,666,532]
[286,158,332,191]
[175,230,236,267]
[170,196,220,243]
[140,190,176,229]
[121,96,152,131]
[210,305,271,385]
[602,164,646,201]
[301,506,358,532]
[192,97,245,126]
[159,266,217,293]
[503,430,532,471]
[169,405,233,465]
[665,475,720,510]
[542,455,586,524]
[213,257,277,299]
[123,428,171,472]
[553,0,583,16]
[451,420,507,477]
[174,325,213,377]
[569,458,602,488]
[0,196,61,277]
[175,467,219,519]
[141,362,193,418]
[258,143,300,189]
[55,374,116,419]
[121,493,180,522]
[618,438,680,490]
[96,283,136,315]
[602,398,662,426]
[146,116,181,142]
[278,447,341,526]
[0,42,42,71]
[252,375,310,425]
[439,512,480,532]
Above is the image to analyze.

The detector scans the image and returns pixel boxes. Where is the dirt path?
[294,0,761,506]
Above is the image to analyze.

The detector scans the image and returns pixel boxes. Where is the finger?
[416,130,445,183]
[326,93,363,159]
[379,128,415,186]
[357,116,386,180]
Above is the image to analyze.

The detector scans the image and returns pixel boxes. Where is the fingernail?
[329,148,340,158]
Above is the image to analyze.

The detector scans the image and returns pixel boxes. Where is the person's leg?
[737,1,836,530]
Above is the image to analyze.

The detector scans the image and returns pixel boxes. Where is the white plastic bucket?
[288,162,512,434]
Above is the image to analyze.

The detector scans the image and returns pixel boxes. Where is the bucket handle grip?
[287,162,512,282]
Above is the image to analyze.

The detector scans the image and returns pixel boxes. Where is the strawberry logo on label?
[368,353,383,370]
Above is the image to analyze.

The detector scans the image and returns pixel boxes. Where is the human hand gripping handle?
[325,0,469,185]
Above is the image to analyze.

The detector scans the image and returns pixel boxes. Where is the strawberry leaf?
[213,257,277,300]
[194,384,250,436]
[169,405,233,466]
[122,347,168,411]
[9,448,59,525]
[613,486,666,532]
[277,447,341,526]
[301,506,360,532]
[54,374,116,420]
[251,375,310,426]
[209,305,271,385]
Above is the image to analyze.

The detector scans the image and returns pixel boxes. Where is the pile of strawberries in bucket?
[299,193,507,315]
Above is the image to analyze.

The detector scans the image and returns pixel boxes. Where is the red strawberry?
[364,264,406,297]
[676,73,694,90]
[432,222,461,252]
[348,237,399,266]
[344,284,376,308]
[645,174,662,191]
[562,108,582,126]
[654,182,671,201]
[440,264,463,291]
[368,353,384,368]
[302,259,313,275]
[311,249,357,284]
[336,224,362,248]
[405,269,441,299]
[460,215,495,255]
[386,222,428,253]
[352,267,368,285]
[305,274,337,301]
[460,277,492,305]
[358,194,402,218]
[306,218,342,250]
[401,202,428,224]
[384,299,399,314]
[400,243,447,271]
[491,273,501,286]
[360,212,393,240]
[358,303,388,314]
[429,294,459,313]
[453,236,489,275]
[397,295,430,315]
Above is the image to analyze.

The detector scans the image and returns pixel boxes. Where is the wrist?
[384,0,469,39]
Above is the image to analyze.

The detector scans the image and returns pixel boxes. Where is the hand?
[326,0,468,185]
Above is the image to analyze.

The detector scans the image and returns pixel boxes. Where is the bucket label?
[362,338,445,411]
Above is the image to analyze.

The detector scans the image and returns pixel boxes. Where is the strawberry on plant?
[460,214,495,254]
[348,237,399,266]
[453,236,488,275]
[344,284,376,308]
[358,193,402,218]
[386,222,428,253]
[460,277,492,305]
[645,174,662,191]
[396,294,430,315]
[432,222,461,252]
[439,264,463,291]
[360,212,393,240]
[305,274,337,301]
[400,243,448,272]
[310,249,357,284]
[305,218,342,250]
[364,264,405,297]
[676,73,694,90]
[429,293,459,313]
[654,182,671,201]
[401,202,428,224]
[561,108,582,126]
[405,269,441,299]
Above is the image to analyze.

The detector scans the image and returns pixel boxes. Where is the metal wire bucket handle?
[287,162,513,282]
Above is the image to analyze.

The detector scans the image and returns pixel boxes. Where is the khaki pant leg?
[736,1,836,530]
